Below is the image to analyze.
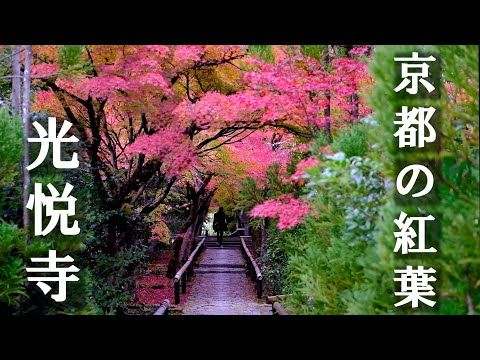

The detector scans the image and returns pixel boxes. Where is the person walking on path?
[213,207,228,247]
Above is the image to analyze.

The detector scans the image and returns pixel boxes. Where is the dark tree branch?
[196,126,239,149]
[85,46,98,77]
[0,48,24,64]
[140,176,177,214]
[198,128,255,154]
[184,73,200,103]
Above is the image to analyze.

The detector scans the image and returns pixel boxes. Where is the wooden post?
[257,278,262,299]
[174,282,180,304]
[182,272,187,294]
[187,262,193,277]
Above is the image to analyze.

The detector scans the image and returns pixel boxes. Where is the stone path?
[182,248,271,315]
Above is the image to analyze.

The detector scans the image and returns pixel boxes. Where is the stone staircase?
[182,242,268,315]
[203,236,253,249]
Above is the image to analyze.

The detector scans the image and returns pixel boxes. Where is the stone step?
[204,240,252,244]
[205,242,242,245]
[182,248,265,315]
[205,245,241,248]
[204,240,243,244]
[198,263,244,268]
[195,268,246,274]
[203,242,252,246]
[202,239,253,243]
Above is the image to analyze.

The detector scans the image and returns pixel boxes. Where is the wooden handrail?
[272,301,289,315]
[174,238,205,282]
[266,294,292,304]
[240,237,262,280]
[173,237,205,304]
[153,299,170,315]
[266,294,290,315]
[240,237,263,298]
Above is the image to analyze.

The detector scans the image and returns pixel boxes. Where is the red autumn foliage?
[250,194,311,229]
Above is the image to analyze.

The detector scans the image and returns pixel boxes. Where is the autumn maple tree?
[30,44,372,278]
[186,45,372,230]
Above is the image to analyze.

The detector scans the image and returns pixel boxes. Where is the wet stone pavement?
[182,248,271,315]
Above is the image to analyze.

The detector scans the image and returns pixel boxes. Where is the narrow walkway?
[182,247,270,315]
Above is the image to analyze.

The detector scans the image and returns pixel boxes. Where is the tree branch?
[139,176,177,214]
[0,48,24,64]
[198,128,256,154]
[196,126,239,149]
[0,73,58,80]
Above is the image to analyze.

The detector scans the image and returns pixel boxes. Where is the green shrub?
[346,45,479,314]
[284,152,386,314]
[0,109,22,186]
[236,162,306,294]
[260,223,292,295]
[83,245,147,314]
[0,111,97,314]
[331,122,370,158]
[0,222,27,312]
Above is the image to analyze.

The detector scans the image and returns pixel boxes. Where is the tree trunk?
[177,188,214,263]
[194,192,212,237]
[22,45,32,235]
[166,175,215,278]
[344,45,359,123]
[323,45,332,142]
[166,207,196,278]
[350,93,359,122]
[324,91,331,140]
[261,221,268,246]
[105,217,119,255]
[179,224,196,263]
[11,45,21,116]
[166,234,183,278]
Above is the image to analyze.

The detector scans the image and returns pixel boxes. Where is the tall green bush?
[0,110,22,187]
[284,122,386,313]
[0,111,96,314]
[345,45,479,314]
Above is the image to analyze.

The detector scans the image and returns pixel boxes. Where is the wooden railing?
[153,299,170,315]
[240,237,263,298]
[266,294,290,315]
[272,302,288,315]
[173,237,205,304]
